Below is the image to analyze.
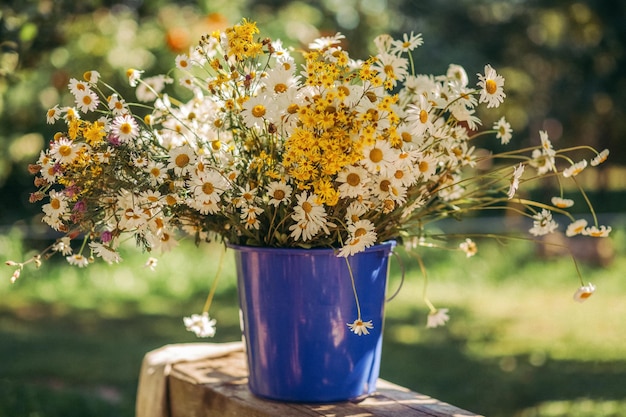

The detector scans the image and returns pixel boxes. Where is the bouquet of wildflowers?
[7,19,611,334]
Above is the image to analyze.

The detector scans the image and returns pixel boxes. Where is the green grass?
[1,224,625,417]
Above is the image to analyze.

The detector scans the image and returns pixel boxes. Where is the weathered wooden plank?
[167,350,484,417]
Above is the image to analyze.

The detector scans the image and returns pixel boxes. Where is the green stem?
[202,245,226,314]
[344,256,362,320]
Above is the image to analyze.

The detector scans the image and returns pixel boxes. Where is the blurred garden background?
[1,0,625,416]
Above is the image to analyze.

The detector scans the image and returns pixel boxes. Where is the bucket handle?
[386,250,405,302]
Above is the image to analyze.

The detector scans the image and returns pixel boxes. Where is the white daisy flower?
[241,94,271,127]
[308,33,345,50]
[344,201,369,224]
[337,219,377,257]
[51,137,80,165]
[573,283,595,303]
[42,190,68,218]
[107,94,128,116]
[111,114,140,143]
[371,53,409,87]
[426,308,450,328]
[183,312,217,338]
[551,196,574,208]
[126,68,144,87]
[46,105,62,124]
[459,238,477,258]
[266,181,293,207]
[529,209,559,236]
[62,106,81,122]
[147,230,178,253]
[74,89,100,113]
[406,95,434,138]
[566,219,588,237]
[477,64,506,108]
[234,184,259,209]
[83,70,100,84]
[263,66,298,96]
[145,161,168,186]
[446,64,469,87]
[68,78,90,97]
[562,160,588,178]
[66,254,89,268]
[89,242,122,264]
[360,140,398,175]
[187,197,220,215]
[188,169,227,205]
[347,319,374,336]
[97,146,115,164]
[508,163,525,199]
[241,206,264,230]
[136,74,173,102]
[175,53,191,71]
[493,116,513,145]
[590,149,609,166]
[144,257,158,271]
[337,166,370,198]
[390,31,423,54]
[289,192,329,241]
[52,237,73,256]
[371,176,407,205]
[167,145,197,176]
[582,225,612,237]
[416,152,438,180]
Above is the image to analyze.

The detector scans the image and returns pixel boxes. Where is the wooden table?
[136,342,484,417]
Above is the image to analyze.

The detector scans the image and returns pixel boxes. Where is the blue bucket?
[230,241,396,402]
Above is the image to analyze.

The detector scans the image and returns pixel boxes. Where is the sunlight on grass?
[385,227,626,362]
[519,398,626,417]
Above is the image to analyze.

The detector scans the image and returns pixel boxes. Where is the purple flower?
[64,185,80,199]
[101,230,113,243]
[108,134,121,147]
[72,200,87,213]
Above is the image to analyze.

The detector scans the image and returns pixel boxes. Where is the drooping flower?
[144,257,158,271]
[66,254,89,268]
[590,149,609,166]
[582,225,612,237]
[347,318,374,336]
[89,242,122,264]
[426,308,450,328]
[566,219,588,237]
[573,283,595,303]
[551,196,574,208]
[459,238,477,258]
[51,236,73,255]
[183,312,217,338]
[508,163,525,199]
[562,160,588,178]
